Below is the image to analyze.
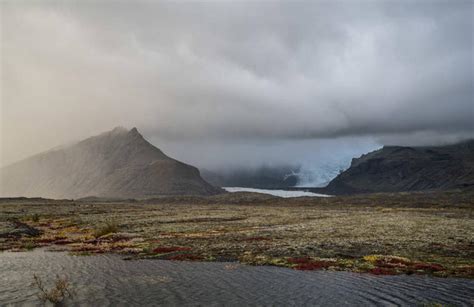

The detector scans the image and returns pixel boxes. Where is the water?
[1,250,473,306]
[223,187,331,198]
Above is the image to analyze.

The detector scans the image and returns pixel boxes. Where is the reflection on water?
[1,250,473,306]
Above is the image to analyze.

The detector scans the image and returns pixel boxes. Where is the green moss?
[93,220,119,238]
[356,262,376,271]
[338,259,355,268]
[23,241,36,251]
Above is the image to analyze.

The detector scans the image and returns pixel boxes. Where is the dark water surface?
[1,250,473,306]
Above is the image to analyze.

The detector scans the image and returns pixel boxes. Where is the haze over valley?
[1,1,473,306]
[2,1,472,185]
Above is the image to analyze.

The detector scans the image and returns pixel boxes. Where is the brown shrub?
[33,274,74,304]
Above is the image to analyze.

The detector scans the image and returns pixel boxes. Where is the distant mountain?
[0,127,222,199]
[325,140,474,194]
[201,165,299,189]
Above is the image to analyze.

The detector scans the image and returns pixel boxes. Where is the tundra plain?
[1,190,473,278]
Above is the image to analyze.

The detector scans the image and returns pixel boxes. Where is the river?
[1,250,473,306]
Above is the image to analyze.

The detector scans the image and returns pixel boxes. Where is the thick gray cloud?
[1,0,473,170]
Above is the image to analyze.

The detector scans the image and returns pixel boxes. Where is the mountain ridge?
[325,139,474,194]
[0,127,222,199]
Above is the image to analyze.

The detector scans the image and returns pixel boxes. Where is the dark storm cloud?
[1,0,473,167]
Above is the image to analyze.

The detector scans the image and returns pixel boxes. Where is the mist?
[1,1,473,176]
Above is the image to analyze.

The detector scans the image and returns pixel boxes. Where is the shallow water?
[224,187,331,198]
[0,250,473,306]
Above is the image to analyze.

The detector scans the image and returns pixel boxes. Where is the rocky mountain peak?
[0,127,222,199]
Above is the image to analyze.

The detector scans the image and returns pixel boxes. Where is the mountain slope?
[325,140,474,195]
[0,127,222,198]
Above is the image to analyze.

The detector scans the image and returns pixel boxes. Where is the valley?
[2,190,473,278]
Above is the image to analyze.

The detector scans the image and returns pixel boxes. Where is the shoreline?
[1,190,473,278]
[3,249,473,306]
[4,246,473,279]
[3,248,474,281]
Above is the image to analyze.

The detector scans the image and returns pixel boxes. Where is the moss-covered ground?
[1,190,473,278]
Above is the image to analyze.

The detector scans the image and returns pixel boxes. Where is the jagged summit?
[87,126,140,139]
[0,127,222,199]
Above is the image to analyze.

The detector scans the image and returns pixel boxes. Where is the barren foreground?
[1,190,473,277]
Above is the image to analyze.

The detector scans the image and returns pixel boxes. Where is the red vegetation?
[168,254,203,261]
[152,246,191,253]
[376,258,411,268]
[411,263,444,272]
[369,268,397,275]
[294,261,335,271]
[36,238,56,244]
[455,266,474,277]
[287,257,313,264]
[386,258,411,265]
[289,257,336,271]
[53,239,74,245]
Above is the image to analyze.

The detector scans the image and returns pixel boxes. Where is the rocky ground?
[1,190,473,278]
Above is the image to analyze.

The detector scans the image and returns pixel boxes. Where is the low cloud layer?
[1,1,473,169]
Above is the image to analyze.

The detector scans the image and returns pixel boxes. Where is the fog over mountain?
[1,1,473,181]
[0,127,221,198]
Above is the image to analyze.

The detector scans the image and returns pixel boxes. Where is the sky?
[1,1,473,179]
